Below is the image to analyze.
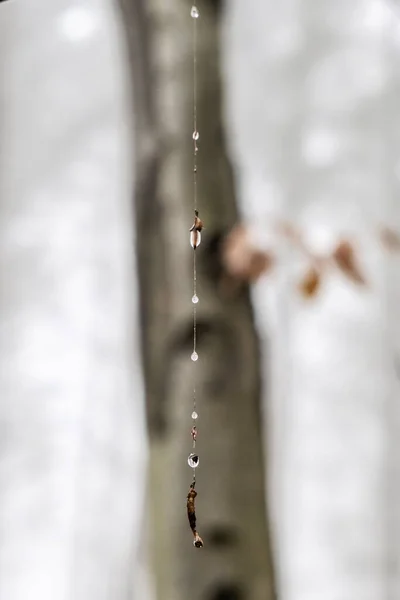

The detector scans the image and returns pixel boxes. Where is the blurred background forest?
[1,1,400,600]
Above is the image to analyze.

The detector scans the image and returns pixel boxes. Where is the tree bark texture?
[120,1,277,599]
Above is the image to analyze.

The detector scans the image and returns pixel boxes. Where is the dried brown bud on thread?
[187,483,204,549]
[189,210,203,249]
[193,210,204,232]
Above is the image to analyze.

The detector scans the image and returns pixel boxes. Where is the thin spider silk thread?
[187,3,204,551]
[191,4,198,484]
[181,4,204,551]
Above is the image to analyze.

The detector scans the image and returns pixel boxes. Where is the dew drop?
[192,294,199,304]
[188,453,199,468]
[192,411,198,420]
[191,351,198,362]
[190,230,201,249]
[191,6,199,18]
[193,130,200,140]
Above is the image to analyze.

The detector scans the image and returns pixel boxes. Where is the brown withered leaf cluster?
[222,221,400,299]
[332,240,366,285]
[298,266,321,298]
[298,240,367,298]
[222,225,273,284]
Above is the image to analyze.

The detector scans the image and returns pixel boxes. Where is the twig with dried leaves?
[221,221,400,299]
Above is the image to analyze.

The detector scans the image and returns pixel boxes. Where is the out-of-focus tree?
[0,1,148,599]
[221,1,400,599]
[119,0,276,599]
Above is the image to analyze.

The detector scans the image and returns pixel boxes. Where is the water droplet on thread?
[192,411,198,420]
[193,131,199,140]
[191,6,199,18]
[191,351,198,362]
[192,294,199,304]
[190,230,201,249]
[188,453,199,468]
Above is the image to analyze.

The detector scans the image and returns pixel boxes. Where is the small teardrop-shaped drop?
[188,453,199,468]
[190,230,201,249]
[190,6,199,18]
[192,130,199,141]
[192,294,199,304]
[191,411,198,420]
[191,351,198,362]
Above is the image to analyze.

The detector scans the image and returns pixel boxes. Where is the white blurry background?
[0,1,148,599]
[222,1,400,600]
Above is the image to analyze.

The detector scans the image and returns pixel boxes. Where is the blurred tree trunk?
[0,2,147,599]
[222,1,400,599]
[119,1,276,599]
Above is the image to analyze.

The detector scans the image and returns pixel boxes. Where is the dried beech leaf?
[248,251,274,282]
[299,267,321,298]
[332,240,366,285]
[222,225,273,283]
[380,227,400,252]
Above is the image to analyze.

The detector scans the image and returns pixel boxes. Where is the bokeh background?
[1,1,400,600]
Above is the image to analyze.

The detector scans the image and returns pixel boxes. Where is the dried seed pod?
[192,210,204,232]
[333,240,366,285]
[187,482,204,548]
[189,210,203,249]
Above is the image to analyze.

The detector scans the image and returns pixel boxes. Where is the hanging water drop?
[188,453,199,468]
[190,230,201,249]
[190,6,199,18]
[191,351,198,362]
[192,294,199,304]
[192,411,198,420]
[193,130,199,141]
